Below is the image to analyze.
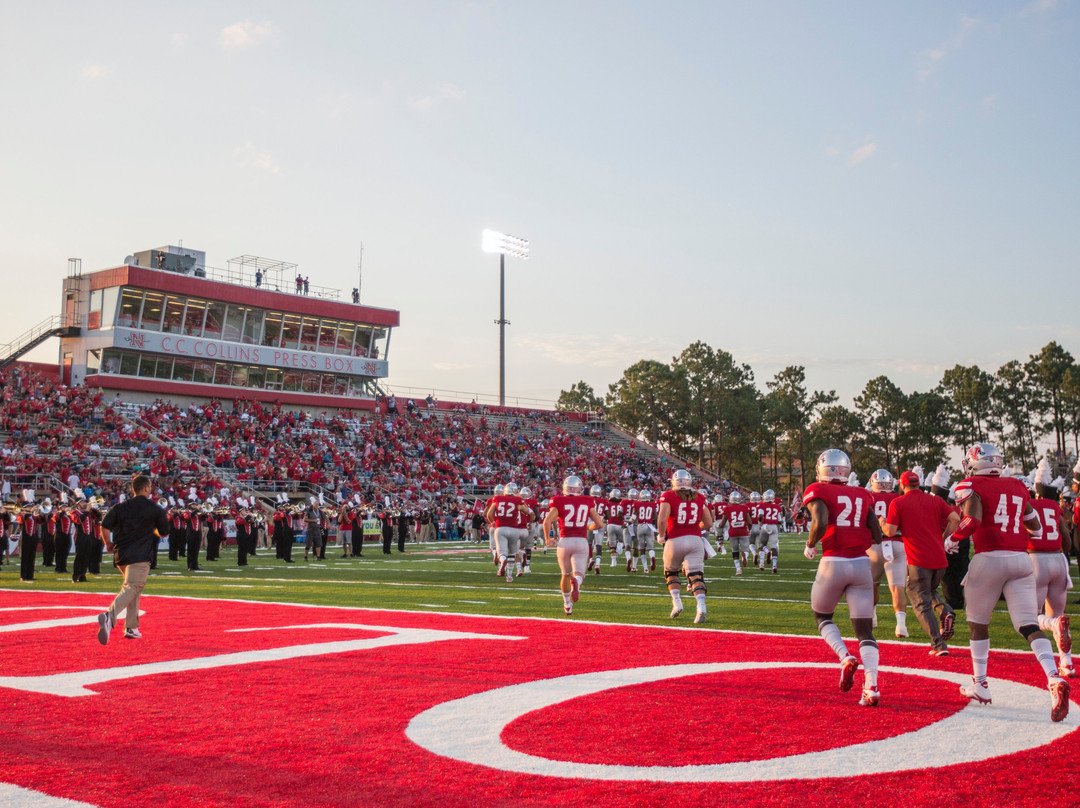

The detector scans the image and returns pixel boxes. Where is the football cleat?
[587,557,595,571]
[772,566,778,574]
[858,687,881,707]
[650,557,656,571]
[1050,678,1071,723]
[670,604,683,619]
[626,558,632,572]
[594,565,600,575]
[941,611,955,641]
[1055,616,1072,655]
[505,573,513,583]
[564,604,573,615]
[735,568,742,576]
[693,611,706,624]
[571,577,580,603]
[497,557,508,577]
[1059,664,1077,678]
[960,678,992,705]
[523,565,531,574]
[930,647,950,657]
[896,625,909,639]
[839,656,859,693]
[759,564,765,571]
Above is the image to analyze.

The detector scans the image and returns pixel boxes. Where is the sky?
[1,1,1077,412]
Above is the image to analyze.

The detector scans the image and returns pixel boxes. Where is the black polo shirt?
[101,495,170,566]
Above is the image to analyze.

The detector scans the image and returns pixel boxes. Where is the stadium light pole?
[482,229,529,406]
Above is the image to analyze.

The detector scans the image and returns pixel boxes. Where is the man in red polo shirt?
[883,471,960,657]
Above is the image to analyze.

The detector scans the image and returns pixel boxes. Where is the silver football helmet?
[964,443,1004,476]
[816,449,852,483]
[671,469,693,490]
[749,491,761,503]
[728,491,742,504]
[505,482,520,496]
[493,484,505,496]
[589,485,603,498]
[562,475,584,495]
[638,489,652,501]
[610,488,622,500]
[869,469,895,493]
[713,494,725,504]
[627,488,639,500]
[520,486,532,499]
[763,489,776,502]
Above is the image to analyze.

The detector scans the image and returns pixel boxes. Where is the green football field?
[4,533,1070,652]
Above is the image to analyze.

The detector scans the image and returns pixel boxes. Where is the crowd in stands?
[0,366,710,528]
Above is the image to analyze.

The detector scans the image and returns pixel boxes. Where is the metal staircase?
[0,315,80,369]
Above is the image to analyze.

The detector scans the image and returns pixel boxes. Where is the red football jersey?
[488,495,524,529]
[593,499,610,520]
[525,498,540,524]
[869,491,900,532]
[1030,497,1064,553]
[725,503,751,537]
[658,490,707,539]
[550,494,596,539]
[633,500,657,527]
[619,499,636,523]
[758,500,783,526]
[607,499,625,526]
[802,481,875,558]
[953,475,1033,554]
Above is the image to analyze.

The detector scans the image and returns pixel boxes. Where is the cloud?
[221,20,277,50]
[81,64,110,80]
[516,333,678,369]
[848,140,877,166]
[408,83,467,111]
[918,15,978,79]
[234,141,281,174]
[1020,0,1057,15]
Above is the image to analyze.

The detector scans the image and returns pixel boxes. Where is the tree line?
[557,340,1080,497]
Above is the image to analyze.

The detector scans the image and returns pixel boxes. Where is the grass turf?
[3,532,1069,651]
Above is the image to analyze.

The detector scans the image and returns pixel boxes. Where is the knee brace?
[1019,623,1041,640]
[664,569,681,591]
[687,570,707,595]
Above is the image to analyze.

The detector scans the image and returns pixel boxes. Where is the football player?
[722,492,752,575]
[710,494,727,555]
[520,486,540,574]
[586,485,606,573]
[487,484,504,567]
[1030,460,1073,677]
[622,488,642,571]
[633,489,658,572]
[949,443,1070,721]
[747,491,763,566]
[803,449,885,708]
[606,489,626,569]
[543,476,606,615]
[867,469,909,638]
[657,470,714,623]
[485,483,531,583]
[757,489,782,573]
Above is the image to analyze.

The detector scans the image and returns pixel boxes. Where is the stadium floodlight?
[482,228,529,407]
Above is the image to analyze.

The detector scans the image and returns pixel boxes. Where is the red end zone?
[0,590,1075,808]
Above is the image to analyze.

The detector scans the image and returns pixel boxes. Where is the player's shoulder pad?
[953,480,975,504]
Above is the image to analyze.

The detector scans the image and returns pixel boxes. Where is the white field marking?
[0,606,142,634]
[0,590,1041,655]
[160,572,182,575]
[417,604,449,608]
[460,600,488,605]
[0,624,523,698]
[222,585,255,588]
[407,662,1079,782]
[0,782,101,807]
[498,597,531,601]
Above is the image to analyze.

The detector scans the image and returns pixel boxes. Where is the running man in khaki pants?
[97,475,170,644]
